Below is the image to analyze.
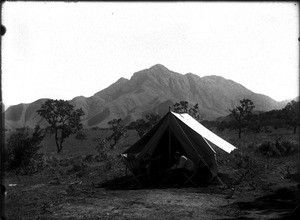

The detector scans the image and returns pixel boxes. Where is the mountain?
[4,64,292,130]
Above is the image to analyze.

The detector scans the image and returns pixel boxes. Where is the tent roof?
[171,112,236,153]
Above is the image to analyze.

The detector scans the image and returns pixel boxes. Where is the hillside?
[4,64,290,129]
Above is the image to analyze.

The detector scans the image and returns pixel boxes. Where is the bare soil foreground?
[4,169,300,220]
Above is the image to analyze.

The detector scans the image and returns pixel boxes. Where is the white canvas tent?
[122,111,237,182]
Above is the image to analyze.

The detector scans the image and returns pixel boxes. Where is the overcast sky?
[2,2,299,108]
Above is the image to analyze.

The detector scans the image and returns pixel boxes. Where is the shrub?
[256,140,298,157]
[256,141,276,157]
[231,149,254,168]
[95,138,109,162]
[6,125,45,174]
[279,140,298,156]
[275,140,286,156]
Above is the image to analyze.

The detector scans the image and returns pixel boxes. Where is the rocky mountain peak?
[149,64,170,71]
[5,64,292,129]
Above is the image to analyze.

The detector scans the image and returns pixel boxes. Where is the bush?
[256,140,298,157]
[280,140,298,156]
[231,149,254,168]
[6,125,45,174]
[95,138,109,162]
[256,141,278,157]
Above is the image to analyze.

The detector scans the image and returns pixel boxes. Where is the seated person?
[164,151,195,185]
[170,151,195,173]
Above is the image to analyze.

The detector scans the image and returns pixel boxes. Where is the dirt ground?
[4,170,300,220]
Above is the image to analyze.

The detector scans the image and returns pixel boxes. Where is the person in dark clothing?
[163,152,195,186]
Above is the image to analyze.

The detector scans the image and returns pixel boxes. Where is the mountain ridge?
[4,64,293,130]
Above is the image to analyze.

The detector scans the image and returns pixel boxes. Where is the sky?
[1,2,299,108]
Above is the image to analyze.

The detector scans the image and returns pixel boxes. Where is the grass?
[30,126,298,158]
[37,129,139,157]
[214,127,299,149]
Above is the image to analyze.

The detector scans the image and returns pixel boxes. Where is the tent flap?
[171,112,236,153]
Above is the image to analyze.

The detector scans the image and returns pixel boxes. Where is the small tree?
[129,113,161,137]
[282,100,299,134]
[229,99,255,138]
[107,118,127,149]
[174,101,189,113]
[95,138,109,161]
[173,101,203,121]
[145,113,161,127]
[37,99,85,153]
[188,103,203,121]
[6,125,45,173]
